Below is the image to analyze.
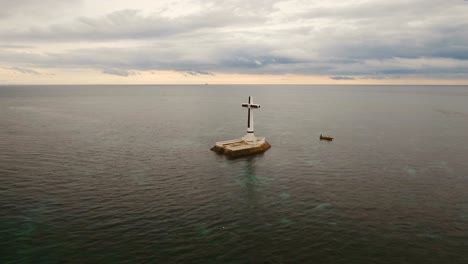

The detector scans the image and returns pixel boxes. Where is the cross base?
[242,133,258,144]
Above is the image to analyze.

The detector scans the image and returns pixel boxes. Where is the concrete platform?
[211,137,271,158]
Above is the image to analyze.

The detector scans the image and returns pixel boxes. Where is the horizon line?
[1,83,468,86]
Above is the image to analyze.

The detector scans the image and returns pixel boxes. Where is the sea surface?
[1,85,467,263]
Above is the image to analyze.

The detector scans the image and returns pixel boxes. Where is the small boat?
[320,134,334,141]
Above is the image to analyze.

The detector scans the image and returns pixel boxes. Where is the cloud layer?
[1,0,467,81]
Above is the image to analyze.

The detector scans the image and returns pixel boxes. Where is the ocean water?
[0,85,467,263]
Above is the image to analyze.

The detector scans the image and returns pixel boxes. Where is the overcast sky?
[1,0,467,84]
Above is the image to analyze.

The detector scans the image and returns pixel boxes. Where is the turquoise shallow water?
[1,85,467,263]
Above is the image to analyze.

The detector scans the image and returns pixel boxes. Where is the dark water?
[1,85,467,263]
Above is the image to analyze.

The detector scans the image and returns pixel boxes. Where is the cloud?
[0,44,33,49]
[329,76,355,80]
[2,44,468,78]
[6,66,41,75]
[0,0,467,81]
[102,68,137,77]
[0,7,266,41]
[184,71,215,76]
[361,75,396,80]
[0,0,82,20]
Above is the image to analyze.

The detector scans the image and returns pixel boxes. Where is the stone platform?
[211,137,271,158]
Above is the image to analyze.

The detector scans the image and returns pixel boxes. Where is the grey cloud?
[0,7,266,41]
[184,71,215,76]
[2,45,468,78]
[329,76,355,80]
[7,66,41,75]
[102,68,137,77]
[220,55,302,70]
[298,0,455,20]
[0,44,33,49]
[278,1,468,64]
[361,76,397,80]
[0,0,81,20]
[0,0,467,79]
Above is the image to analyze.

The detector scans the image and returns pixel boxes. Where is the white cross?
[241,96,260,139]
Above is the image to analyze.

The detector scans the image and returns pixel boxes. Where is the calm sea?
[1,85,467,263]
